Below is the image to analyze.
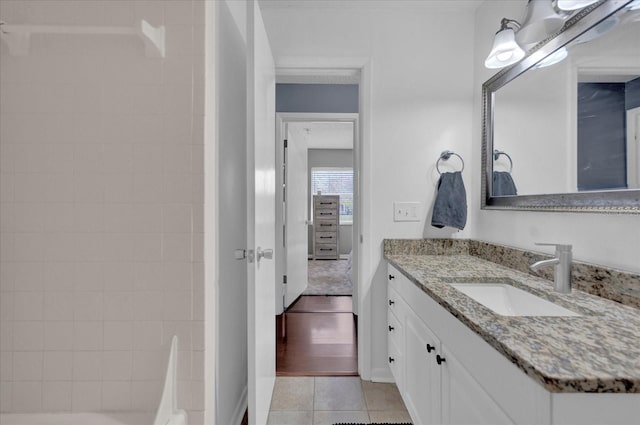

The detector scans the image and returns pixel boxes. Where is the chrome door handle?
[256,247,273,261]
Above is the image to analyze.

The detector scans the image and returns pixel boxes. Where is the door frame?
[627,106,640,189]
[274,56,373,380]
[275,112,359,315]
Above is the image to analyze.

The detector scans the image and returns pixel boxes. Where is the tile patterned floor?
[267,376,412,425]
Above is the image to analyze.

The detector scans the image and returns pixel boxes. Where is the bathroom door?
[285,125,309,307]
[247,1,276,424]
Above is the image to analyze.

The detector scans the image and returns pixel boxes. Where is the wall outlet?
[393,202,421,222]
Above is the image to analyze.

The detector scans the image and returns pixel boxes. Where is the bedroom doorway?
[275,113,359,376]
[275,114,359,314]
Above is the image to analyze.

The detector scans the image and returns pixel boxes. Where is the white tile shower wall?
[0,1,206,421]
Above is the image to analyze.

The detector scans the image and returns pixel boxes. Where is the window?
[311,167,354,224]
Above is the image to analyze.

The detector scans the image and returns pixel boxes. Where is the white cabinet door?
[441,345,514,425]
[404,311,442,425]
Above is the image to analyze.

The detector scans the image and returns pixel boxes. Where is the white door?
[284,125,309,307]
[247,1,276,424]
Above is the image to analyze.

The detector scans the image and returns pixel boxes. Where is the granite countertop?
[385,254,640,393]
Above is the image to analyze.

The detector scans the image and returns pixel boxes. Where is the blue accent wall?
[276,84,359,113]
[577,83,627,191]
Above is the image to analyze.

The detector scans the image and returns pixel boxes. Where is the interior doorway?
[275,113,359,376]
[275,113,359,315]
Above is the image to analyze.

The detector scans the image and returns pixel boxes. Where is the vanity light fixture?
[484,18,526,69]
[485,1,567,69]
[534,46,568,68]
[516,0,566,45]
[556,0,599,11]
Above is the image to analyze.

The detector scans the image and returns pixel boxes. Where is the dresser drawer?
[315,208,338,220]
[315,232,337,244]
[314,197,339,209]
[315,221,337,232]
[315,244,338,257]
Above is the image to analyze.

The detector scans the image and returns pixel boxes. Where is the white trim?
[627,107,640,189]
[275,112,359,315]
[204,1,217,424]
[274,56,373,381]
[358,59,373,381]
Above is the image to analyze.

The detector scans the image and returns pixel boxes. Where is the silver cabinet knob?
[256,247,273,261]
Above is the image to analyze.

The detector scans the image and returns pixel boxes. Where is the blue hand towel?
[431,171,467,230]
[492,171,518,196]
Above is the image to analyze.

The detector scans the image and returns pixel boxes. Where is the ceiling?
[288,122,354,149]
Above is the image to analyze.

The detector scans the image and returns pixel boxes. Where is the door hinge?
[284,139,288,148]
[283,275,287,284]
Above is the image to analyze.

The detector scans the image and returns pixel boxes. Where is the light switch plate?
[393,202,421,222]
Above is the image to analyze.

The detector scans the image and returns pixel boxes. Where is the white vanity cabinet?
[403,309,442,425]
[387,264,546,425]
[387,263,640,425]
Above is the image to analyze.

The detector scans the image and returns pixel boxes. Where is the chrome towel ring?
[436,150,464,175]
[493,149,513,173]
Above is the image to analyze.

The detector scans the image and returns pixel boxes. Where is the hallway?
[276,296,357,376]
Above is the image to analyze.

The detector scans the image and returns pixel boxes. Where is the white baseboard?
[370,367,394,383]
[230,385,248,425]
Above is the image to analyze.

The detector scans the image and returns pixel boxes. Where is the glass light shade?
[516,0,566,45]
[535,47,568,68]
[627,0,640,10]
[556,0,599,10]
[484,28,526,69]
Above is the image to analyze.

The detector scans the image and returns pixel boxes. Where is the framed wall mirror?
[482,0,640,213]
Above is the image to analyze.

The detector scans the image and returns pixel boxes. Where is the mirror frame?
[482,0,640,214]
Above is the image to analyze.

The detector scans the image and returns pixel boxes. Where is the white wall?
[0,1,205,422]
[493,60,574,195]
[473,1,640,274]
[261,3,476,380]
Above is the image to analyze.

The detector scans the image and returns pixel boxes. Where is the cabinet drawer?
[315,244,338,257]
[315,221,337,232]
[387,286,407,323]
[388,338,404,391]
[315,232,337,243]
[314,197,339,209]
[387,307,403,349]
[315,208,338,220]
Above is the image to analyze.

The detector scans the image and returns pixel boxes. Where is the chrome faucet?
[529,243,572,293]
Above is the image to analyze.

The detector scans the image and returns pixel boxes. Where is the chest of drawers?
[313,195,340,260]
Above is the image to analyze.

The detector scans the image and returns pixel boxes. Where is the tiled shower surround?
[383,239,640,309]
[0,1,206,422]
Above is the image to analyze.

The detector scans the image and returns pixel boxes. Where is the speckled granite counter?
[384,251,640,393]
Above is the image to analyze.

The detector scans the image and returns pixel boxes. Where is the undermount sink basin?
[451,283,581,317]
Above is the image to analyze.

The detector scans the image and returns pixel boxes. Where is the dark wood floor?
[276,296,358,376]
